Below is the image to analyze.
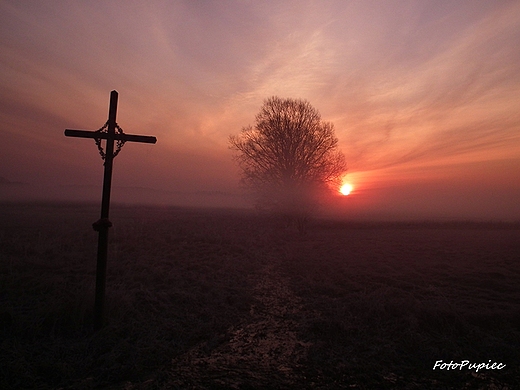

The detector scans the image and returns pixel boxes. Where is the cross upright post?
[101,90,118,220]
[94,90,117,331]
[65,90,156,331]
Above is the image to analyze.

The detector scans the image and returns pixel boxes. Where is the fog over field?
[1,177,518,222]
[0,180,248,210]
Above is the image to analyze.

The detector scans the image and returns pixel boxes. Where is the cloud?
[0,0,519,217]
[323,1,520,172]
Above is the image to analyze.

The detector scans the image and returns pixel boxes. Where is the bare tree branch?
[230,97,347,217]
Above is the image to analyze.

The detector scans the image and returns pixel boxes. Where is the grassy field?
[1,202,519,389]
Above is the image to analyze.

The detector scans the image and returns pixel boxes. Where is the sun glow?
[340,183,353,196]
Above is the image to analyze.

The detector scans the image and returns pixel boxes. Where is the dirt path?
[165,259,313,388]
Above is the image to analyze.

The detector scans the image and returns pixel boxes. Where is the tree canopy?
[230,96,346,212]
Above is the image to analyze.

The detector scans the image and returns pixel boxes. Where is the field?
[1,202,519,389]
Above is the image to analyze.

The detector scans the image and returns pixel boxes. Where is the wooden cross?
[65,90,156,330]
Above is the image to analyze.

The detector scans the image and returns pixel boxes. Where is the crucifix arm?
[65,129,157,144]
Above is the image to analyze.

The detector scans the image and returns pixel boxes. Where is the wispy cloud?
[322,1,520,172]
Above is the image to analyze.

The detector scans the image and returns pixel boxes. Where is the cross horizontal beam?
[65,129,157,144]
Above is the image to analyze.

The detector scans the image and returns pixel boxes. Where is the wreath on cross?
[94,120,127,161]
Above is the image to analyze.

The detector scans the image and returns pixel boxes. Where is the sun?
[340,183,353,196]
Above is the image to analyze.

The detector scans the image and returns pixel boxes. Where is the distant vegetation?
[0,176,23,185]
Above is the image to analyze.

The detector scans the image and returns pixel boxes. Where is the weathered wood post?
[65,90,157,330]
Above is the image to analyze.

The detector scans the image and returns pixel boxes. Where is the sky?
[1,0,520,220]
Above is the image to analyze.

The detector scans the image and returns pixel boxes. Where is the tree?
[229,96,346,223]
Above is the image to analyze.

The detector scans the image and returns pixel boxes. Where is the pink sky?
[1,1,519,220]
